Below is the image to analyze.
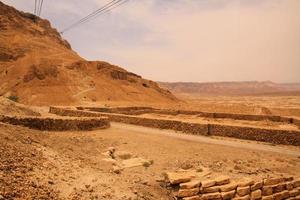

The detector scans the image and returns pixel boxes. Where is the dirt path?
[111,122,300,157]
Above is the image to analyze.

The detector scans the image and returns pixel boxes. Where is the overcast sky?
[3,0,300,83]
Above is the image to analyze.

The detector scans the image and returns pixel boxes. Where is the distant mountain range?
[159,81,300,96]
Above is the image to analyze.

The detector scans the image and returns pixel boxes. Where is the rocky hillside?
[159,81,300,96]
[0,2,177,105]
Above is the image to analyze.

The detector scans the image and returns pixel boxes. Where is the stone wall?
[50,107,208,135]
[0,114,110,131]
[165,172,300,200]
[210,124,300,146]
[77,106,295,124]
[49,107,300,146]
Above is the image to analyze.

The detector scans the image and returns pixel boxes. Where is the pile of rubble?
[164,171,300,200]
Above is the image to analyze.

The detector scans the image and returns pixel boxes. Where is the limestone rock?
[166,172,194,185]
[262,186,273,196]
[201,192,222,200]
[202,180,216,188]
[233,194,250,200]
[251,190,262,200]
[221,190,236,200]
[178,188,200,198]
[272,183,286,193]
[287,182,294,190]
[115,151,132,160]
[237,186,251,196]
[238,178,255,187]
[181,180,201,189]
[183,196,202,200]
[292,180,300,188]
[289,189,300,197]
[264,178,284,186]
[215,176,230,186]
[201,186,220,194]
[262,195,274,200]
[220,182,238,192]
[251,181,263,191]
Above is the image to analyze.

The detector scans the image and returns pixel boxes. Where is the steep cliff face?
[0,2,177,105]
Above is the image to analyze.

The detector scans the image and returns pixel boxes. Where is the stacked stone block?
[165,174,300,200]
[50,107,300,146]
[0,115,110,131]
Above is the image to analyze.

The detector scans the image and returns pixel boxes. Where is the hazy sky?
[3,0,300,83]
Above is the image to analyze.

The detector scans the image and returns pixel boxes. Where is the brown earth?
[0,97,40,116]
[0,122,299,200]
[0,2,177,106]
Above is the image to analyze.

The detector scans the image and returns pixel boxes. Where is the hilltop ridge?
[0,2,177,105]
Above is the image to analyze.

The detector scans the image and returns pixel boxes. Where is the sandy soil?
[1,122,299,200]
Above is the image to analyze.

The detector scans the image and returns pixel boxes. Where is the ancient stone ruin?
[164,171,300,200]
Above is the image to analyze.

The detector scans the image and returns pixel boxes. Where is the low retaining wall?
[165,172,300,200]
[77,106,294,124]
[50,107,208,135]
[210,124,300,146]
[49,107,300,146]
[0,115,110,131]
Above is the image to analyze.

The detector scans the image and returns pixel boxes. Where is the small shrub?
[7,95,19,102]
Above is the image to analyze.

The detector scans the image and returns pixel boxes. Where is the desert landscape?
[1,1,300,200]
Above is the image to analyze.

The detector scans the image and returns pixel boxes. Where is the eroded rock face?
[23,65,59,82]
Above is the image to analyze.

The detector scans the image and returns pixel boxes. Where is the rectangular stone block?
[292,180,300,188]
[284,177,294,182]
[289,189,300,197]
[202,180,216,188]
[178,188,200,198]
[181,180,201,189]
[200,192,222,200]
[215,176,230,186]
[201,186,220,194]
[183,195,202,200]
[220,182,238,192]
[238,178,255,187]
[251,181,263,191]
[233,194,250,200]
[272,183,286,193]
[221,190,236,200]
[237,186,251,196]
[264,178,284,186]
[251,189,262,200]
[287,182,295,190]
[273,191,290,200]
[166,172,193,185]
[263,186,273,196]
[262,195,274,200]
